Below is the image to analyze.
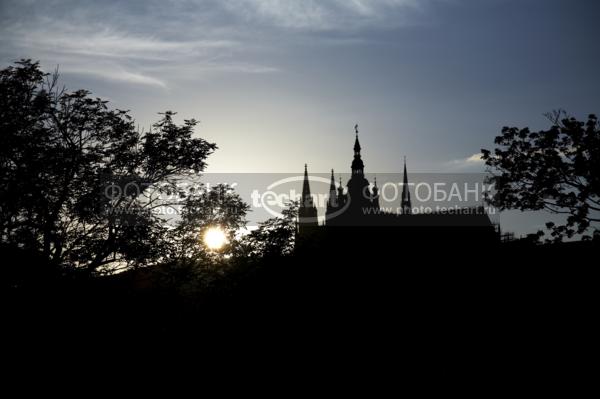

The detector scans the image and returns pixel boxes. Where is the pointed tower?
[346,124,373,220]
[371,176,380,210]
[351,124,365,176]
[401,157,412,215]
[328,169,337,207]
[298,164,318,230]
[337,175,346,208]
[326,169,338,219]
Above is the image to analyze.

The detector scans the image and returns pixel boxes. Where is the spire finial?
[401,157,411,214]
[374,176,377,187]
[353,125,362,154]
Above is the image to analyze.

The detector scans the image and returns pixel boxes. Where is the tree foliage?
[242,202,298,258]
[0,60,227,272]
[482,110,600,240]
[168,183,250,263]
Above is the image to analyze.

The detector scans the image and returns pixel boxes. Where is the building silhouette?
[297,125,499,250]
[299,163,318,227]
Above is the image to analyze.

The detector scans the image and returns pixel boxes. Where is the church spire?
[372,176,380,209]
[351,124,364,175]
[301,163,314,207]
[327,169,337,208]
[354,124,361,153]
[299,164,318,230]
[337,175,344,197]
[401,157,412,214]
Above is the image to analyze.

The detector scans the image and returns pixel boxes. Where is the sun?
[203,226,228,250]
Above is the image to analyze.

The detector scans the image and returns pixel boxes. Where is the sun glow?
[203,226,228,250]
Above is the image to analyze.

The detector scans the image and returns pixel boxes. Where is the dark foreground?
[2,240,595,384]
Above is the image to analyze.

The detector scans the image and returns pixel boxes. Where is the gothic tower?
[337,176,345,203]
[401,157,412,214]
[371,176,380,209]
[326,169,338,220]
[346,125,374,217]
[351,125,364,176]
[298,164,318,230]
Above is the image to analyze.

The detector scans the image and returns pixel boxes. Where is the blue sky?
[1,0,598,234]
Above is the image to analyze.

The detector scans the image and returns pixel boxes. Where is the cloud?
[446,153,485,171]
[18,28,238,61]
[465,153,484,163]
[222,0,427,31]
[0,19,273,87]
[200,63,280,74]
[0,0,444,87]
[62,64,168,88]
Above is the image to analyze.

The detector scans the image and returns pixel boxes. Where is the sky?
[1,0,599,234]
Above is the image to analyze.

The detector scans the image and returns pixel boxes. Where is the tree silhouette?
[482,110,600,240]
[0,60,220,273]
[169,183,249,263]
[242,202,298,258]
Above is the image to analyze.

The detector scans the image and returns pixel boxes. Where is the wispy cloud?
[0,22,245,87]
[0,0,443,87]
[1,24,276,87]
[223,0,427,31]
[17,28,238,61]
[464,153,485,163]
[61,64,168,88]
[446,153,486,171]
[0,1,280,87]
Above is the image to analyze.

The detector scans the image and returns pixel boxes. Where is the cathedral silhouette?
[297,125,499,251]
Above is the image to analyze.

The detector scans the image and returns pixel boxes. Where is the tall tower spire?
[302,164,313,206]
[401,156,412,215]
[337,176,345,198]
[346,123,374,220]
[327,169,337,208]
[354,124,361,154]
[351,124,364,176]
[326,169,339,222]
[299,164,318,230]
[372,176,380,209]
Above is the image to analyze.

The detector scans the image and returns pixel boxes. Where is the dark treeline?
[0,60,299,281]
